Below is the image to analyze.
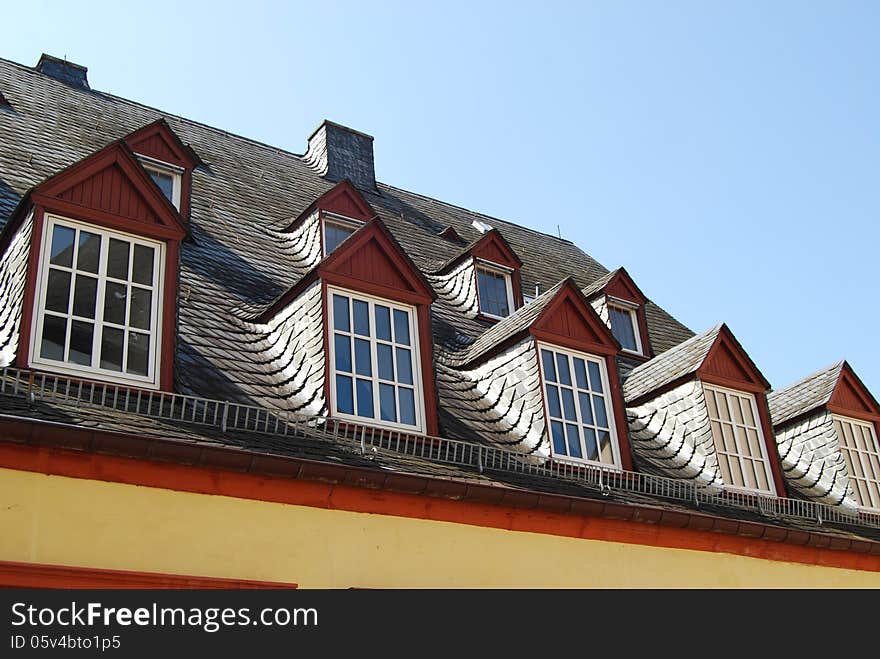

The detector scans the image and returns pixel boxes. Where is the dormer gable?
[583,267,652,358]
[31,140,186,241]
[285,179,376,232]
[698,324,770,394]
[531,279,619,356]
[123,119,197,171]
[829,362,880,422]
[319,218,434,305]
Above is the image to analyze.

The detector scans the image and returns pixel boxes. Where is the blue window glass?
[333,295,349,332]
[541,349,556,382]
[476,268,511,318]
[588,361,603,393]
[375,305,392,341]
[356,379,374,418]
[353,300,370,336]
[335,375,354,414]
[380,384,397,422]
[354,338,372,376]
[395,348,413,385]
[566,424,583,459]
[377,344,394,381]
[325,222,356,255]
[399,388,416,426]
[393,309,410,345]
[551,421,566,455]
[334,334,351,372]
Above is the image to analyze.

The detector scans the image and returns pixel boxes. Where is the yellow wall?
[2,467,878,588]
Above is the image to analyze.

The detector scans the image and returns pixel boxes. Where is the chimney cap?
[35,53,90,90]
[307,119,374,143]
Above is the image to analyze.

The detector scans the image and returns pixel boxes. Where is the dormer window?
[138,155,182,211]
[322,213,363,256]
[833,415,880,511]
[703,383,775,494]
[476,262,514,319]
[608,298,642,355]
[538,343,620,467]
[31,215,165,387]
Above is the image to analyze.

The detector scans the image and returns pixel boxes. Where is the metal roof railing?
[2,367,879,533]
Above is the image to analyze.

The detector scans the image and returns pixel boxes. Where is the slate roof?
[767,361,844,427]
[622,324,724,403]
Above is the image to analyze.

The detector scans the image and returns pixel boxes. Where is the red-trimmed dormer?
[582,267,652,359]
[284,179,377,257]
[17,139,186,391]
[123,119,198,223]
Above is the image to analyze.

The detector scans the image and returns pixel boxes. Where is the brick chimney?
[304,120,376,192]
[35,54,90,90]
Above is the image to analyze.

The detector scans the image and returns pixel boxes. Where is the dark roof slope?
[768,361,844,427]
[0,55,693,408]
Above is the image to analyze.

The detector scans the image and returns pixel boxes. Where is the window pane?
[393,309,410,345]
[68,320,94,366]
[583,427,598,461]
[129,287,152,330]
[46,269,71,313]
[132,245,154,285]
[716,392,732,422]
[546,386,561,418]
[356,379,374,417]
[354,338,372,376]
[100,327,124,371]
[573,358,588,389]
[609,306,637,351]
[587,361,603,393]
[335,375,354,414]
[566,424,583,459]
[598,430,614,463]
[551,420,566,455]
[127,332,150,376]
[377,344,394,380]
[333,294,349,332]
[477,268,510,317]
[541,349,556,382]
[40,315,67,361]
[148,170,174,202]
[324,223,355,254]
[103,282,127,325]
[50,225,76,267]
[578,392,594,425]
[375,305,391,341]
[399,388,416,426]
[353,300,370,336]
[107,239,130,280]
[334,334,351,372]
[72,275,98,319]
[593,395,608,428]
[561,388,577,421]
[556,353,571,385]
[76,231,101,273]
[379,384,397,422]
[395,348,413,385]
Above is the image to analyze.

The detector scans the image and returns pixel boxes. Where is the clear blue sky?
[4,1,878,395]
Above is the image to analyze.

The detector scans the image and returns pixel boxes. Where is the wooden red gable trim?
[471,229,522,269]
[603,267,648,305]
[828,362,880,423]
[318,218,434,305]
[123,119,196,225]
[531,280,619,357]
[285,179,376,232]
[31,140,186,241]
[124,119,196,170]
[697,324,770,394]
[17,140,184,391]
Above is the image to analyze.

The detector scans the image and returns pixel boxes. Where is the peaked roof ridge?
[767,360,845,427]
[430,226,521,274]
[581,268,620,298]
[623,322,725,403]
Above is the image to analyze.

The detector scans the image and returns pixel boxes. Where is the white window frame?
[536,341,622,470]
[321,212,363,257]
[475,259,515,320]
[137,154,182,211]
[29,214,165,389]
[326,285,426,434]
[833,414,880,512]
[702,382,776,495]
[607,296,643,355]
